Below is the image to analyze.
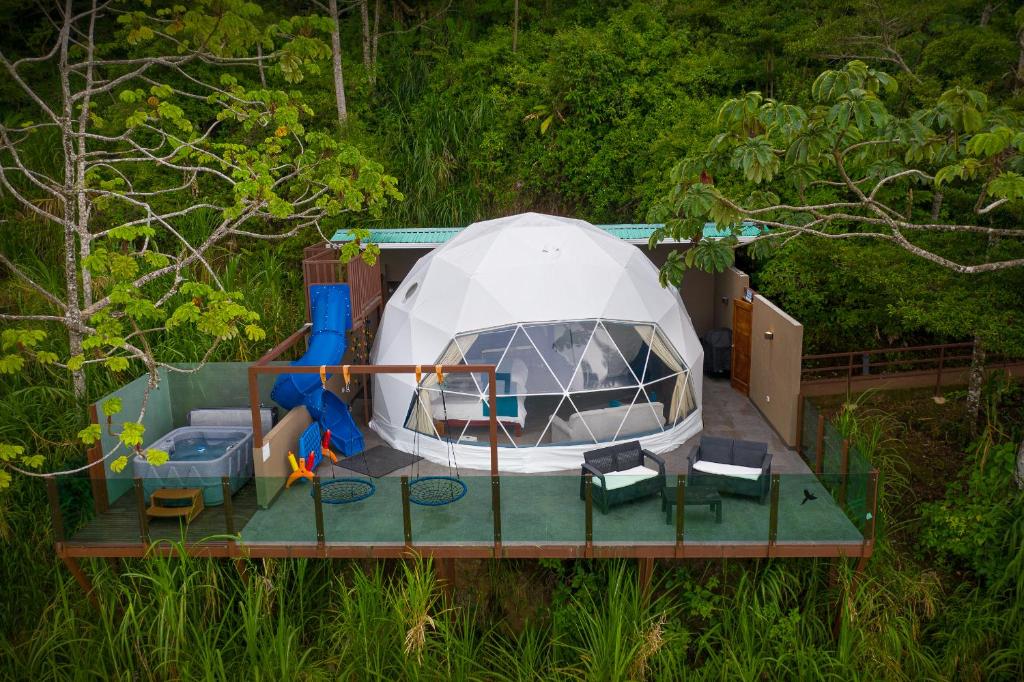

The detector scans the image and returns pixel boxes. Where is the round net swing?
[316,478,376,505]
[309,365,376,505]
[408,475,467,506]
[408,365,466,507]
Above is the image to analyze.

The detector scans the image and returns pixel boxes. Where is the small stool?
[147,487,204,523]
[661,484,722,524]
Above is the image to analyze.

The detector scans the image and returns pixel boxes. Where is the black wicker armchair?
[578,441,666,514]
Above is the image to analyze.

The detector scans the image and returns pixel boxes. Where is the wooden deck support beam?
[637,558,655,601]
[436,557,457,600]
[60,552,100,611]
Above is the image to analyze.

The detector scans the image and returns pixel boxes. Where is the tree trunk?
[966,337,985,427]
[360,0,372,70]
[930,190,943,221]
[1017,26,1024,92]
[1016,439,1024,489]
[59,1,87,400]
[981,2,994,26]
[371,0,381,73]
[328,0,348,125]
[512,0,519,53]
[256,43,267,88]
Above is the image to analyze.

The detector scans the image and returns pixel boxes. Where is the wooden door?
[731,299,752,395]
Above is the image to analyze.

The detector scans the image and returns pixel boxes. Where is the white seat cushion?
[693,460,762,481]
[592,465,660,490]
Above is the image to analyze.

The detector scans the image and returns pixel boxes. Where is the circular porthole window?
[403,282,420,301]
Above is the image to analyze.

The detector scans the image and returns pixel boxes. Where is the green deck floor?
[237,474,863,547]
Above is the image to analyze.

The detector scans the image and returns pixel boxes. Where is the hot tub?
[132,409,272,506]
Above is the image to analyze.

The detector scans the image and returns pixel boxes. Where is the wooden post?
[675,474,685,551]
[133,478,150,545]
[815,414,826,475]
[488,367,502,556]
[839,440,850,508]
[795,393,805,457]
[934,346,946,396]
[61,555,100,611]
[45,477,65,543]
[248,365,264,450]
[436,557,457,600]
[637,558,655,601]
[864,469,879,542]
[221,477,235,536]
[401,476,412,549]
[768,474,780,550]
[312,477,325,548]
[846,351,853,396]
[584,475,593,557]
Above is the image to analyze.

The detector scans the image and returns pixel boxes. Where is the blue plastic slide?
[271,284,365,456]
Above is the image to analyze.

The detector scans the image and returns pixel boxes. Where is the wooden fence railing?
[801,341,1023,396]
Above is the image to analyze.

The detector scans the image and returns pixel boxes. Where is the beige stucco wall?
[749,295,804,446]
[713,266,750,330]
[680,267,715,336]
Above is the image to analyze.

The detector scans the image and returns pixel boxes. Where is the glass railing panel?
[408,474,491,545]
[774,473,864,544]
[500,474,585,544]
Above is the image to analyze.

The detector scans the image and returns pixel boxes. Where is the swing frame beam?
[247,359,503,548]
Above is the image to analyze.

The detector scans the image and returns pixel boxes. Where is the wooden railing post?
[133,478,150,545]
[846,352,854,395]
[839,439,850,508]
[815,415,826,475]
[584,475,593,556]
[312,477,325,548]
[864,469,879,540]
[675,474,685,554]
[795,394,805,456]
[934,345,946,396]
[221,477,235,536]
[401,476,412,549]
[768,474,780,550]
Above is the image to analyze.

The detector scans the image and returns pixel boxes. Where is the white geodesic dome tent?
[369,213,704,473]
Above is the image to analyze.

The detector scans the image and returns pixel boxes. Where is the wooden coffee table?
[146,487,205,523]
[661,484,722,524]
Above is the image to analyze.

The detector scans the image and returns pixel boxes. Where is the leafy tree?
[0,0,400,482]
[649,60,1024,280]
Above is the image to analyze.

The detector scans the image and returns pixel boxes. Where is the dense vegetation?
[2,1,1023,679]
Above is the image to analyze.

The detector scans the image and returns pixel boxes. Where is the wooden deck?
[69,482,260,546]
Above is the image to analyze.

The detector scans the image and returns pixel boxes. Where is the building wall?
[380,249,430,298]
[749,295,804,446]
[713,266,750,331]
[680,267,715,336]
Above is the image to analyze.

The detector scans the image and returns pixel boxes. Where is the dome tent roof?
[370,212,703,473]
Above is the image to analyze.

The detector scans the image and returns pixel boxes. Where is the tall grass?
[10,551,1023,681]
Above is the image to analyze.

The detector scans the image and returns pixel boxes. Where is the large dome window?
[404,319,697,448]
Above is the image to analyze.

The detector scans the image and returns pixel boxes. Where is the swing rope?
[408,364,466,506]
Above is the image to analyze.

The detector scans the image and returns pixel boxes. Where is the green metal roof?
[330,222,761,248]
